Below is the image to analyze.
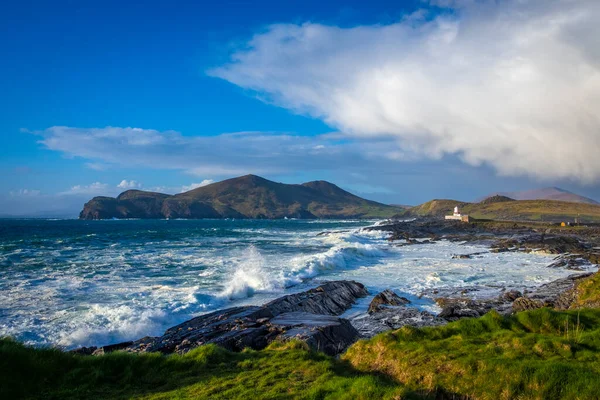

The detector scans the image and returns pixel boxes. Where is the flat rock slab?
[264,281,368,316]
[271,312,360,356]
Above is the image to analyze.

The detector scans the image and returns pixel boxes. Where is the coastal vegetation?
[3,272,600,400]
[403,198,600,223]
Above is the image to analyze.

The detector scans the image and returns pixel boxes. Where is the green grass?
[3,307,600,399]
[345,308,600,400]
[0,339,404,400]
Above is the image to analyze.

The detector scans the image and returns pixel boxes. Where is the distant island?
[79,174,402,220]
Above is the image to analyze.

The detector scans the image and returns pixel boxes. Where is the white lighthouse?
[445,206,469,222]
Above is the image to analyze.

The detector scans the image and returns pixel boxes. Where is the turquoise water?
[0,219,587,349]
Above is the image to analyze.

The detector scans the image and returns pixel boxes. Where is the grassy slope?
[0,340,403,400]
[405,199,600,222]
[3,274,600,400]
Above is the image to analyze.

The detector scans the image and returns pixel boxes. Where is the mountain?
[482,187,598,205]
[402,198,600,223]
[79,175,401,220]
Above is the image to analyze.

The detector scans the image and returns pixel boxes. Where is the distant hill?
[482,187,598,205]
[79,175,401,220]
[478,195,516,205]
[402,198,600,223]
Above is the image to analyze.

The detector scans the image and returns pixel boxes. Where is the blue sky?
[1,0,600,216]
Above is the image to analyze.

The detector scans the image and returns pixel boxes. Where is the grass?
[0,339,405,400]
[4,276,600,399]
[345,308,600,400]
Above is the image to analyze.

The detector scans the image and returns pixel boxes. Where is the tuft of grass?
[570,273,600,309]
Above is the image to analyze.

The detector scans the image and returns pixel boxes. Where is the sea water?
[0,219,595,349]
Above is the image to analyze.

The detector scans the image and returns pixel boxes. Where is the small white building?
[445,206,470,222]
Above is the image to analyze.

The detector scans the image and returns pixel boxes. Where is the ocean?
[0,218,592,349]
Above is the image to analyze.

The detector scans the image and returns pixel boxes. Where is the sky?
[1,0,600,216]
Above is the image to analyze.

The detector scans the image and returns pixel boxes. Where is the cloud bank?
[34,126,413,178]
[210,0,600,182]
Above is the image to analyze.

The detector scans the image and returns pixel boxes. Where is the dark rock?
[352,306,445,337]
[547,254,593,270]
[271,312,360,356]
[368,289,410,314]
[502,290,523,302]
[436,297,514,321]
[492,235,589,255]
[512,297,546,312]
[69,346,97,356]
[512,273,594,312]
[452,251,487,259]
[86,280,368,356]
[264,281,368,316]
[91,341,133,356]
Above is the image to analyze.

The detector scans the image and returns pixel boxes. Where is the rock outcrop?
[367,289,410,313]
[351,289,444,337]
[512,273,595,312]
[79,281,367,356]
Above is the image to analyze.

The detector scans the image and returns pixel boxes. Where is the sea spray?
[220,245,281,299]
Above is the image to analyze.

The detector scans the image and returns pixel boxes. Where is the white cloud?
[180,180,215,192]
[209,0,600,183]
[33,127,389,177]
[59,182,109,196]
[117,180,142,189]
[9,189,40,197]
[85,162,109,171]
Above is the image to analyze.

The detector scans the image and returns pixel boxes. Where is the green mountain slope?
[79,175,400,220]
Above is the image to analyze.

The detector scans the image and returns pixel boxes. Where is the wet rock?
[82,280,368,356]
[264,280,368,316]
[368,289,410,314]
[492,235,589,255]
[547,254,593,270]
[451,251,487,259]
[501,290,523,302]
[271,312,360,356]
[512,273,594,312]
[352,306,445,337]
[436,296,515,321]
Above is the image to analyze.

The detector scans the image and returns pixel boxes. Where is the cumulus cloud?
[59,182,109,196]
[209,0,600,182]
[180,180,215,192]
[117,180,142,189]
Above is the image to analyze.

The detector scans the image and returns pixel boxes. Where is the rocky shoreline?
[73,219,599,358]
